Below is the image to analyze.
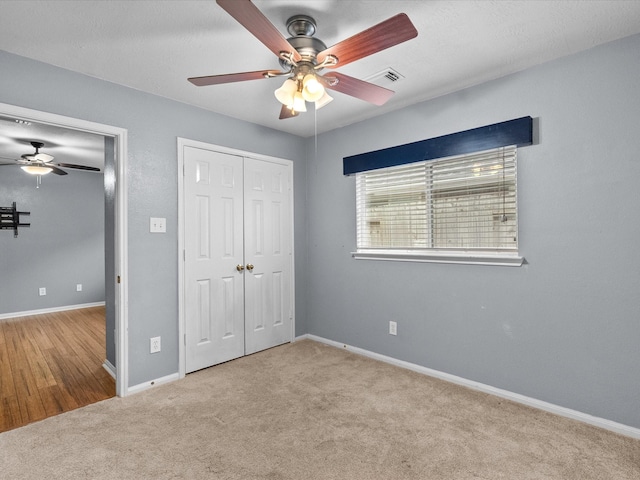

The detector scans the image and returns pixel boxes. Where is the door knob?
[246,264,254,271]
[236,264,245,272]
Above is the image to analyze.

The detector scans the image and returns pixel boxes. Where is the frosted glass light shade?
[292,91,307,112]
[315,91,334,110]
[301,74,325,102]
[274,79,297,107]
[21,165,53,175]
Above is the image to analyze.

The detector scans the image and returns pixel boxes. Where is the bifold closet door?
[184,147,292,373]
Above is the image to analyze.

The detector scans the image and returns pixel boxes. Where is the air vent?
[365,68,405,87]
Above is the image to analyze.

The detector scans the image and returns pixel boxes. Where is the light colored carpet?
[1,339,638,479]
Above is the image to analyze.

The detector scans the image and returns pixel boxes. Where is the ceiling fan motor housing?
[279,15,327,71]
[21,141,48,162]
[280,36,328,71]
[286,15,316,37]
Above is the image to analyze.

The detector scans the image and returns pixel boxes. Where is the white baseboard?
[0,302,106,321]
[127,372,180,396]
[103,359,116,380]
[298,334,640,440]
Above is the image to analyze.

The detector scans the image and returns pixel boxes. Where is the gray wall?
[0,166,105,314]
[304,34,640,429]
[0,49,307,387]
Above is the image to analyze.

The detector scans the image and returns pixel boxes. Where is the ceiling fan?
[188,0,418,119]
[1,141,100,186]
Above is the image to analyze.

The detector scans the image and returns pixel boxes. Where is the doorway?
[0,102,128,396]
[178,138,295,376]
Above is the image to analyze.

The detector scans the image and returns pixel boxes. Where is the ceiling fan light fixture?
[301,73,325,102]
[315,91,334,110]
[21,165,53,175]
[274,79,298,107]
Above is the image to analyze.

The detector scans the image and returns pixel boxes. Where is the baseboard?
[127,372,180,396]
[0,301,106,321]
[103,359,116,380]
[298,334,640,440]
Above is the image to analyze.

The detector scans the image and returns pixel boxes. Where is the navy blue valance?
[343,116,533,176]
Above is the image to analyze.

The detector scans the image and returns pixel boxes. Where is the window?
[355,146,522,265]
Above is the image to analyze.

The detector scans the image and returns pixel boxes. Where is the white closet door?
[243,157,292,355]
[184,145,293,373]
[184,147,245,373]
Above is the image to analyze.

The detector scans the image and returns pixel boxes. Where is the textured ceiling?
[1,0,640,146]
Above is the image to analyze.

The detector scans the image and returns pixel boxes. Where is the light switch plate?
[150,217,166,233]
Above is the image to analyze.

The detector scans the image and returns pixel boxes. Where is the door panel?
[244,158,292,355]
[185,147,245,373]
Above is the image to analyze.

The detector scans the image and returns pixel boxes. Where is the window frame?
[352,146,524,267]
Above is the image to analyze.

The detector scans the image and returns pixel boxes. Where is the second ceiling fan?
[188,0,418,119]
[0,141,101,187]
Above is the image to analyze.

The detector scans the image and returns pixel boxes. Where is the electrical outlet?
[76,284,83,292]
[150,336,161,353]
[39,287,46,296]
[389,321,397,336]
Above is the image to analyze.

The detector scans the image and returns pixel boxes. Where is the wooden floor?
[0,306,115,433]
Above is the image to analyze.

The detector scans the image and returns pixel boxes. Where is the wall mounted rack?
[0,202,30,237]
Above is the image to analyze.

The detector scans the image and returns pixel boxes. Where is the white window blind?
[356,146,518,254]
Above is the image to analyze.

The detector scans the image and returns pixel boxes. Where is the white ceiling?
[2,0,640,144]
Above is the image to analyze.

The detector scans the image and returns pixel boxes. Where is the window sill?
[352,250,524,267]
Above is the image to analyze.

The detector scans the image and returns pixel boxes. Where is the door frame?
[177,137,295,378]
[0,102,129,396]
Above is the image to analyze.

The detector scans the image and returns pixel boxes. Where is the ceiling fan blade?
[188,70,283,86]
[216,0,302,63]
[56,163,101,172]
[321,72,394,106]
[317,13,418,69]
[49,165,68,175]
[278,104,299,120]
